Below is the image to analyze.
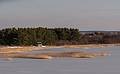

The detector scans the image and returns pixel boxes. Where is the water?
[0,46,120,74]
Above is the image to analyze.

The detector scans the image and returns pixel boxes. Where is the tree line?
[0,27,120,46]
[0,27,80,46]
[79,31,120,44]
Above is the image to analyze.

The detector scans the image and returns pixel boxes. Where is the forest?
[0,27,120,46]
[0,27,80,46]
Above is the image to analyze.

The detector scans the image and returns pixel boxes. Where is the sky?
[0,0,120,31]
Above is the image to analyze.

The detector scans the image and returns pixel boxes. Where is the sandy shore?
[0,44,116,53]
[46,44,116,50]
[0,46,47,53]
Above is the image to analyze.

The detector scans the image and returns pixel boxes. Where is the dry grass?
[0,51,110,59]
[0,44,112,60]
[0,46,47,53]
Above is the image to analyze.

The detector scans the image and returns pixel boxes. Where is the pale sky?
[0,0,120,30]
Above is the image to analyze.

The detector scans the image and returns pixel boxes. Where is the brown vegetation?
[0,44,112,60]
[0,46,47,53]
[0,51,110,59]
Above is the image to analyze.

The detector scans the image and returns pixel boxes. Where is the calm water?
[0,46,120,74]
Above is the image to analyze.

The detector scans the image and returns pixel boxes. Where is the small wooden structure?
[37,42,43,47]
[37,42,46,47]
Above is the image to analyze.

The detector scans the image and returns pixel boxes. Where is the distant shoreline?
[1,27,120,46]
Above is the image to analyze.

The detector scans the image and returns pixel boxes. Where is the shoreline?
[0,44,118,54]
[0,46,47,53]
[47,44,118,49]
[0,44,115,59]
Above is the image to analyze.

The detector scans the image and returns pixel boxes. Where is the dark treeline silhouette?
[0,27,120,46]
[80,31,120,44]
[0,27,80,46]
